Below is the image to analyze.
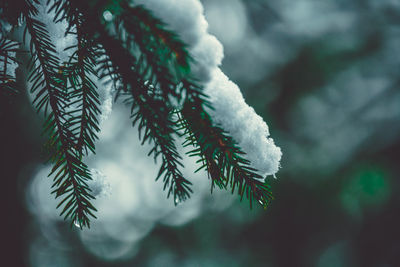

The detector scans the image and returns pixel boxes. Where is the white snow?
[206,69,282,176]
[89,169,111,198]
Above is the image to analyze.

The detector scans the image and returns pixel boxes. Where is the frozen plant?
[0,0,281,228]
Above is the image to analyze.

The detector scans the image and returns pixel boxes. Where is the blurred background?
[3,0,400,266]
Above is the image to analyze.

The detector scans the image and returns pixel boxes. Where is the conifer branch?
[93,24,192,203]
[95,3,273,207]
[22,0,96,228]
[70,16,101,156]
[179,81,274,208]
[1,0,277,228]
[51,0,102,156]
[126,90,193,203]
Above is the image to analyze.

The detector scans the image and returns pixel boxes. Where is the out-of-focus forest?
[3,0,400,266]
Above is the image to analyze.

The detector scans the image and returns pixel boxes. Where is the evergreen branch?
[63,0,193,202]
[94,25,192,203]
[125,90,193,203]
[5,0,275,227]
[179,80,274,208]
[113,4,272,206]
[22,0,96,228]
[70,29,101,156]
[60,2,102,156]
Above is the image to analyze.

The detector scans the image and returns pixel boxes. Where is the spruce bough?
[0,0,277,229]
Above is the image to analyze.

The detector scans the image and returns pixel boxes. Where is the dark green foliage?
[1,0,274,229]
[94,14,193,204]
[52,1,102,156]
[126,89,193,204]
[115,4,193,203]
[21,0,97,228]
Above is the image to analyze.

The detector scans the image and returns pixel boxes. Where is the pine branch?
[94,24,192,203]
[68,22,101,156]
[179,80,274,208]
[3,0,276,227]
[22,0,96,228]
[51,0,102,156]
[94,3,273,207]
[126,89,193,203]
[119,4,274,207]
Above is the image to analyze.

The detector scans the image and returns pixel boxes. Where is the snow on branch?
[133,0,282,178]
